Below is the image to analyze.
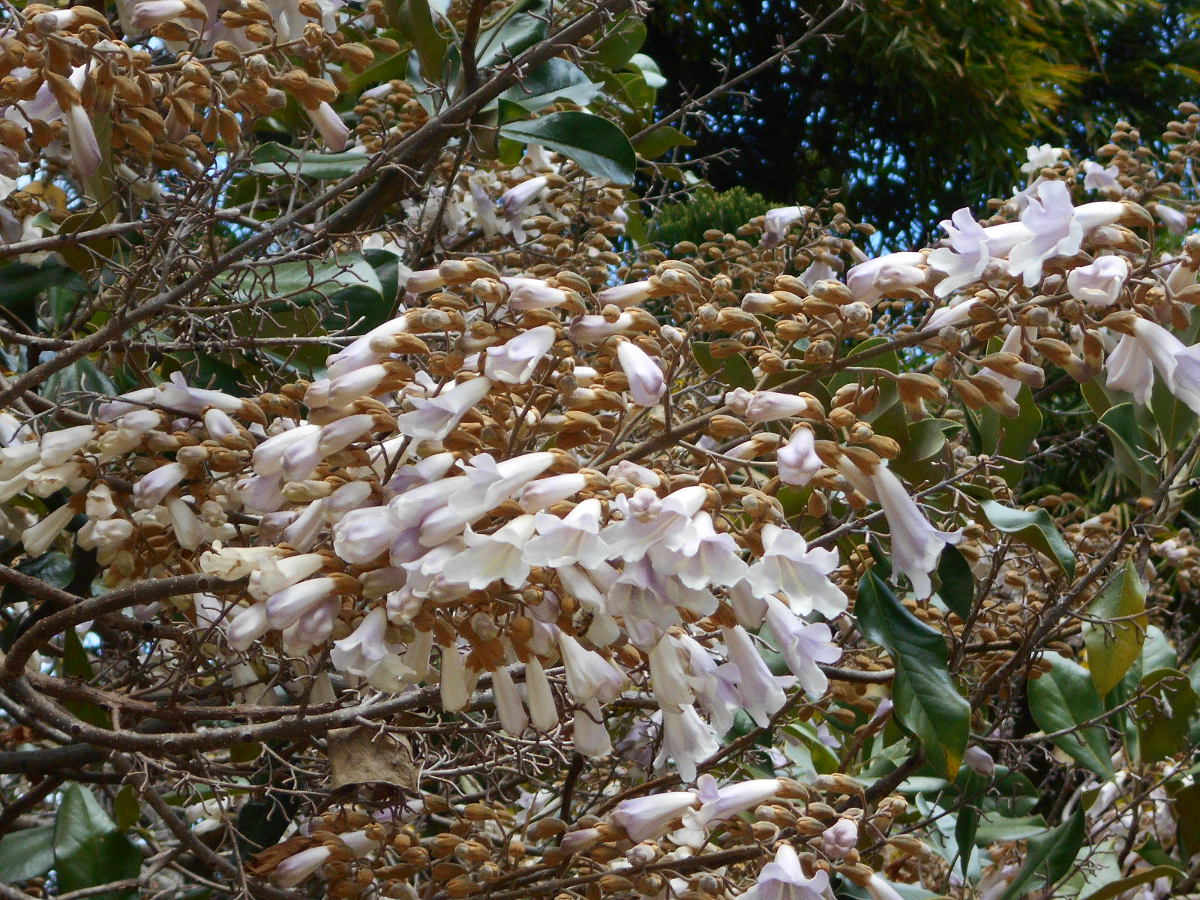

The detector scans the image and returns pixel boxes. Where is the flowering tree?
[0,2,1199,900]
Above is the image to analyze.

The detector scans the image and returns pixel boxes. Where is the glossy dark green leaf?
[936,544,974,621]
[395,0,448,81]
[0,825,55,883]
[1027,652,1113,777]
[980,500,1075,579]
[998,805,1085,900]
[476,0,549,68]
[857,571,970,777]
[589,14,646,68]
[1133,668,1197,762]
[953,768,985,877]
[634,124,696,160]
[248,143,369,180]
[500,112,637,184]
[1083,561,1147,697]
[501,58,601,111]
[978,385,1042,486]
[55,784,141,900]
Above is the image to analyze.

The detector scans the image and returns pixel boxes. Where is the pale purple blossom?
[612,792,698,842]
[1083,160,1121,193]
[745,524,846,618]
[846,251,926,303]
[525,498,608,568]
[777,426,822,486]
[617,341,666,407]
[1067,256,1128,307]
[928,208,991,298]
[1008,180,1083,288]
[760,206,807,248]
[396,376,492,442]
[484,325,556,383]
[657,703,719,783]
[838,458,962,597]
[763,596,841,697]
[735,843,829,900]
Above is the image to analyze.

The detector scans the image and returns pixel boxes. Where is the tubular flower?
[838,456,962,597]
[616,341,666,407]
[735,844,829,900]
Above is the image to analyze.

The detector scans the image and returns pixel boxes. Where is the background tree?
[646,0,1200,244]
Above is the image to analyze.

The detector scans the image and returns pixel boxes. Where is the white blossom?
[616,341,666,407]
[745,524,846,618]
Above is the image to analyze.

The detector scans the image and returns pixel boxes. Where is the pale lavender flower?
[612,792,698,842]
[331,607,395,677]
[928,208,991,298]
[837,458,962,597]
[266,577,337,630]
[226,603,270,651]
[134,462,186,508]
[501,176,548,240]
[568,312,634,345]
[596,281,653,308]
[559,633,625,704]
[726,388,812,423]
[721,625,789,727]
[655,511,749,590]
[453,514,536,589]
[691,774,782,828]
[1083,160,1121,193]
[846,251,926,303]
[736,842,829,900]
[760,206,807,248]
[964,745,995,777]
[304,101,348,151]
[22,504,75,557]
[745,524,846,618]
[616,341,666,407]
[1008,180,1082,287]
[763,596,841,697]
[820,818,858,859]
[1067,255,1128,307]
[518,472,587,512]
[1020,143,1063,175]
[1106,334,1154,403]
[777,426,822,486]
[501,277,570,310]
[525,498,608,568]
[396,376,492,442]
[657,703,719,783]
[1154,203,1189,235]
[491,665,528,735]
[484,325,556,383]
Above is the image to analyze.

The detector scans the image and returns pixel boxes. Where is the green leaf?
[978,385,1042,486]
[62,629,111,729]
[1027,652,1113,777]
[953,768,985,877]
[980,500,1076,579]
[997,805,1085,900]
[1083,561,1147,697]
[625,53,666,89]
[1099,402,1159,486]
[857,572,970,777]
[0,825,56,883]
[395,0,448,82]
[55,784,141,900]
[1132,668,1197,762]
[500,59,601,111]
[935,544,974,621]
[1082,866,1183,900]
[973,813,1047,844]
[475,0,549,68]
[248,143,369,180]
[589,15,646,68]
[499,112,637,184]
[114,785,140,832]
[634,124,695,160]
